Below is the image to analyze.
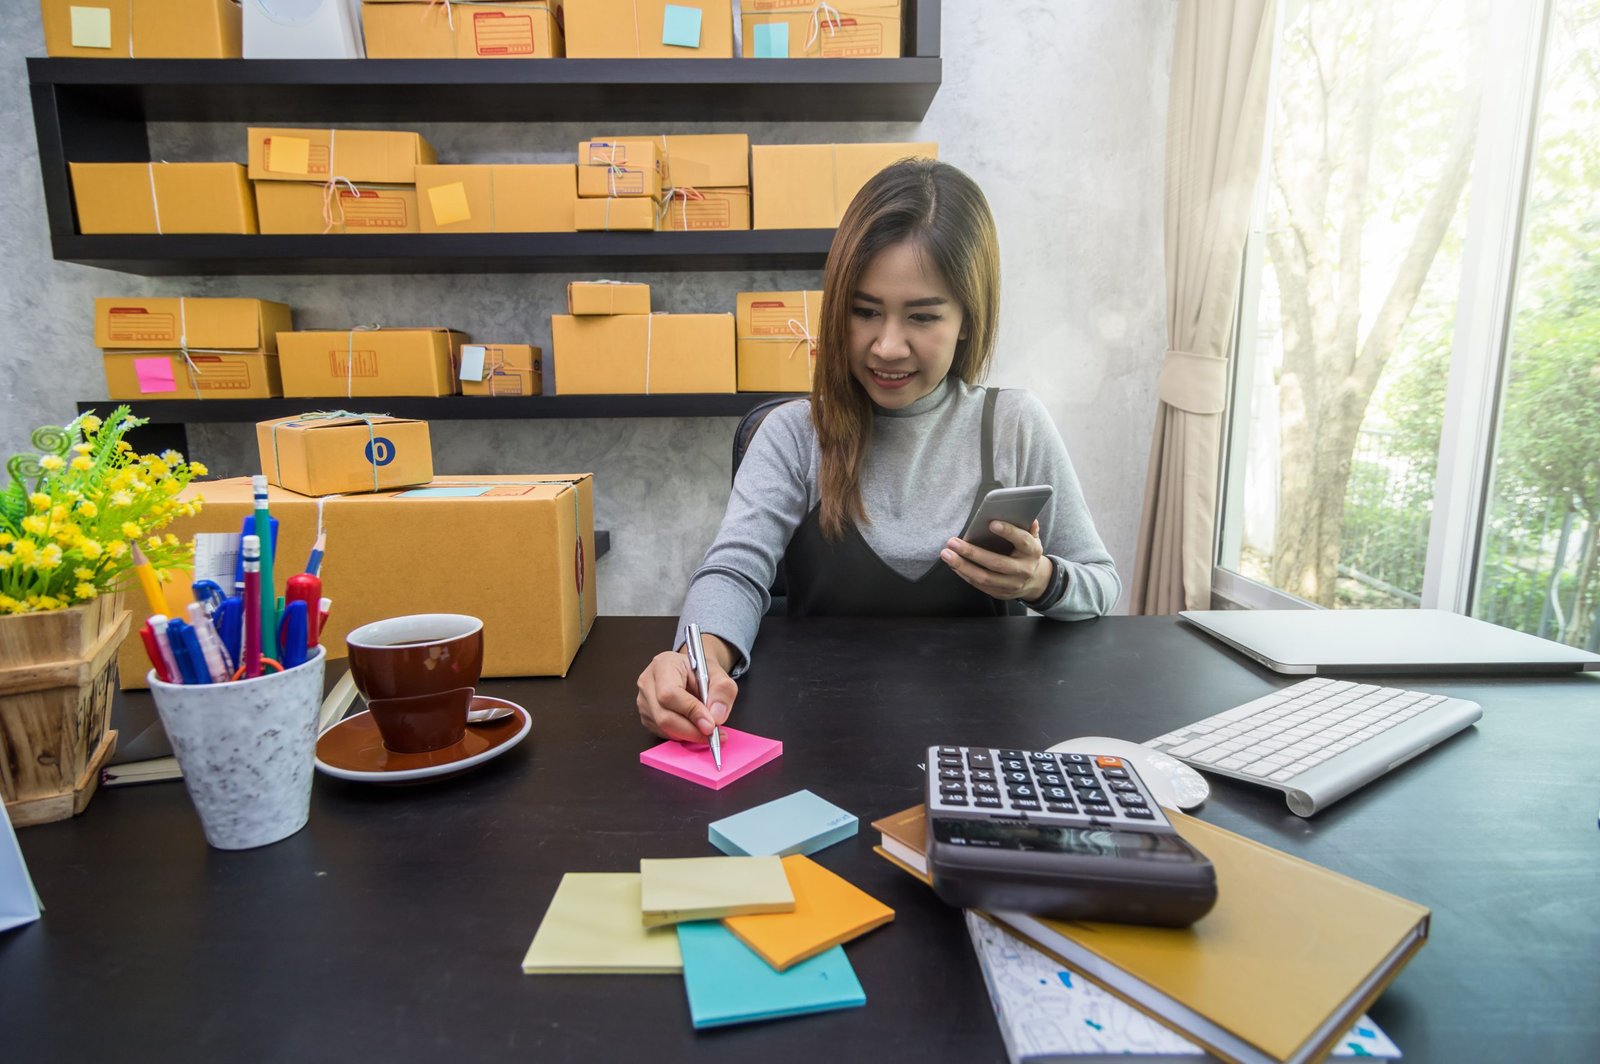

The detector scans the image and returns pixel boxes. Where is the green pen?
[252,475,278,660]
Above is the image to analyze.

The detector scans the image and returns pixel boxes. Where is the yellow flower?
[76,501,98,518]
[190,461,208,477]
[146,458,170,478]
[116,441,131,453]
[36,544,63,571]
[0,532,11,546]
[51,505,68,522]
[75,583,98,600]
[37,595,62,611]
[145,536,162,552]
[12,540,36,562]
[164,534,179,547]
[54,525,81,546]
[111,491,133,508]
[81,414,102,434]
[39,455,65,472]
[162,480,182,496]
[0,595,15,611]
[161,449,182,465]
[79,539,103,560]
[21,514,47,536]
[107,541,128,559]
[70,455,93,471]
[74,566,94,580]
[29,492,51,511]
[0,553,12,571]
[73,442,92,455]
[122,521,142,539]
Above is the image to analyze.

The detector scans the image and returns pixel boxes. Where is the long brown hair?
[813,158,1002,539]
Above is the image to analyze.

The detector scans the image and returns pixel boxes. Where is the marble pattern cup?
[148,647,327,850]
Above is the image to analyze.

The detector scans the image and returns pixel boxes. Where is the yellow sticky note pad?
[722,855,894,970]
[69,6,113,49]
[638,856,794,928]
[268,136,311,176]
[522,874,683,975]
[428,182,472,226]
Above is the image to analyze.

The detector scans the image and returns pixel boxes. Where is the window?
[1217,0,1599,651]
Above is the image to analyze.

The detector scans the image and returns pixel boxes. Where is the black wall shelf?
[75,394,802,424]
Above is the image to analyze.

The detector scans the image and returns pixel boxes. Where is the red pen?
[286,573,322,649]
[319,596,331,636]
[139,623,173,683]
[242,534,263,679]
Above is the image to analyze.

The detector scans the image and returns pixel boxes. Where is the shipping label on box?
[566,281,651,315]
[117,474,597,688]
[736,290,820,392]
[257,415,434,496]
[415,164,577,232]
[574,197,659,231]
[460,344,543,396]
[248,127,436,184]
[362,1,566,58]
[740,1,901,58]
[657,187,751,231]
[277,328,467,398]
[42,0,242,58]
[751,142,937,229]
[256,182,421,234]
[70,162,258,235]
[103,352,282,400]
[565,0,733,57]
[95,298,293,352]
[578,140,665,200]
[552,313,735,394]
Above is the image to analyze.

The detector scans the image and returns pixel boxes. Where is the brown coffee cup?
[345,614,484,753]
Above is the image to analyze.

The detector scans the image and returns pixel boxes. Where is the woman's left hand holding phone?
[941,520,1053,601]
[637,632,738,742]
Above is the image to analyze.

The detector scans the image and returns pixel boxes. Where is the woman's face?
[848,239,966,410]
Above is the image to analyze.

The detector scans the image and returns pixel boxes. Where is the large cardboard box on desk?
[363,0,566,58]
[277,328,467,397]
[564,0,733,57]
[248,128,436,185]
[117,474,597,688]
[42,0,242,57]
[257,415,434,496]
[552,314,735,394]
[69,163,257,234]
[415,164,577,233]
[739,0,902,58]
[751,142,937,229]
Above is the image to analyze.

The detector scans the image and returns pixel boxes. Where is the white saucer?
[315,696,531,784]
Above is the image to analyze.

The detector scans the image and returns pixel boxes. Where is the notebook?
[639,727,783,790]
[708,789,859,857]
[872,806,1429,1064]
[520,873,682,974]
[965,910,1401,1063]
[1,805,42,933]
[722,854,894,970]
[677,921,866,1029]
[638,856,795,928]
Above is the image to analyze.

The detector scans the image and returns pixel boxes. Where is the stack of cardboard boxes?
[552,281,736,394]
[249,127,437,234]
[575,138,666,232]
[96,297,290,400]
[654,134,752,232]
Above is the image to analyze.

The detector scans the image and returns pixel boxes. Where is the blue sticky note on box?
[678,922,865,1029]
[708,789,858,857]
[753,23,789,58]
[661,4,702,48]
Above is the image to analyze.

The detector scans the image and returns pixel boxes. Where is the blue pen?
[214,597,243,670]
[192,579,225,614]
[177,625,210,685]
[165,619,204,685]
[233,514,279,590]
[280,601,309,669]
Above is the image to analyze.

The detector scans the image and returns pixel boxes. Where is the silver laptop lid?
[1179,609,1600,676]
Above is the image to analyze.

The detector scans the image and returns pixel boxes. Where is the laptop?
[1179,608,1600,676]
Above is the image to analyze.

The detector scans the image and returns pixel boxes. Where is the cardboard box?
[566,282,651,315]
[651,133,749,189]
[752,142,938,229]
[415,164,577,233]
[574,197,659,231]
[552,314,735,394]
[578,140,664,200]
[255,182,422,234]
[102,352,281,400]
[247,128,436,184]
[736,290,821,392]
[564,0,734,57]
[740,1,901,58]
[69,163,257,235]
[257,415,434,496]
[277,328,468,397]
[116,474,597,687]
[460,344,543,396]
[362,0,565,57]
[42,0,242,58]
[657,187,751,231]
[95,298,293,353]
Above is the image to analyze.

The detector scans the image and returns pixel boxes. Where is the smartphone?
[959,485,1054,555]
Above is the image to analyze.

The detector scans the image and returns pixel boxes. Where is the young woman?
[637,159,1121,741]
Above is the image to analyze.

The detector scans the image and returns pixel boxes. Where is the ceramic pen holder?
[148,648,326,850]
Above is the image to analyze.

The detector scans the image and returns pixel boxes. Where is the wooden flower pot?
[0,594,130,827]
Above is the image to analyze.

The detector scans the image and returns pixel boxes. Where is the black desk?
[4,616,1597,1062]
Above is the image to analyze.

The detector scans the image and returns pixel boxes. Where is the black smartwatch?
[1023,556,1067,611]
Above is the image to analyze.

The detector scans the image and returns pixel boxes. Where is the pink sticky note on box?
[133,356,176,394]
[639,727,782,791]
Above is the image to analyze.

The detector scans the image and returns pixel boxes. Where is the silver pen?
[685,623,721,769]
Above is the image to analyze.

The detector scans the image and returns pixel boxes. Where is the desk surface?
[4,616,1598,1062]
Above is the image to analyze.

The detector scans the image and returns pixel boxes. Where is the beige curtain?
[1132,0,1278,614]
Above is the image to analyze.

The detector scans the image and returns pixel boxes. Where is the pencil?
[129,544,167,617]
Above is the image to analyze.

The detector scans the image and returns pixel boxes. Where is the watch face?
[253,0,328,26]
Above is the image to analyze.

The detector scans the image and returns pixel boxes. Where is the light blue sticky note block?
[458,344,486,382]
[708,789,858,857]
[398,487,495,498]
[661,4,702,48]
[753,22,789,58]
[678,922,865,1029]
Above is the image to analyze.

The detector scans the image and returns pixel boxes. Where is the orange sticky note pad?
[428,182,472,226]
[722,854,894,971]
[267,136,311,175]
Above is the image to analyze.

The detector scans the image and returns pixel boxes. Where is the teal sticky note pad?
[678,922,865,1029]
[708,789,858,857]
[753,23,789,58]
[398,487,494,498]
[662,4,702,48]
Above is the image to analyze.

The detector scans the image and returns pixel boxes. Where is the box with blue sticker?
[739,0,902,59]
[256,414,434,497]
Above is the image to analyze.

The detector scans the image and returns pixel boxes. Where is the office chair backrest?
[731,397,800,609]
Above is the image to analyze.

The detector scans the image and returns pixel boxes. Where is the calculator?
[924,746,1218,927]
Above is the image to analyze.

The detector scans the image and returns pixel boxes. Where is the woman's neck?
[875,376,956,418]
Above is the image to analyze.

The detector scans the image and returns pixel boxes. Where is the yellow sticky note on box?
[428,182,472,226]
[267,136,311,176]
[69,6,113,49]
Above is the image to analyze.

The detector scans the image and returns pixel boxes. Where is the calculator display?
[931,818,1199,863]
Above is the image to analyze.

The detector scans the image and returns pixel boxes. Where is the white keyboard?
[1146,677,1483,816]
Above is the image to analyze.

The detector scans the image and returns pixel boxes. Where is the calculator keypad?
[926,746,1172,831]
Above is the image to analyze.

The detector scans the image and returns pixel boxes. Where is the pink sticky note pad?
[133,356,176,394]
[639,727,782,791]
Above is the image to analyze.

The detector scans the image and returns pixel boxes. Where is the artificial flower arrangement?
[0,407,205,615]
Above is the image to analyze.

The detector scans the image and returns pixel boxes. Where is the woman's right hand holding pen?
[637,631,738,742]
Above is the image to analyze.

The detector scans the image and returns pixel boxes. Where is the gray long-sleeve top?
[678,378,1121,674]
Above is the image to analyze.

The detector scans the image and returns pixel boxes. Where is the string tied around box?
[659,186,705,231]
[806,2,844,51]
[271,410,395,494]
[342,324,384,400]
